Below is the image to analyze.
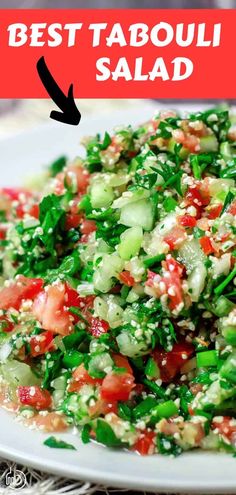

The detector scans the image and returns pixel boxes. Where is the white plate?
[1,105,236,494]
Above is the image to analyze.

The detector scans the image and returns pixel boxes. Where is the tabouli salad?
[1,108,236,456]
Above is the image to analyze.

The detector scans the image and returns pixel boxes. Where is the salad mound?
[1,108,236,456]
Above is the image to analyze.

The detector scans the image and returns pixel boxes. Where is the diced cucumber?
[88,353,113,377]
[220,142,236,161]
[178,239,205,271]
[126,289,140,303]
[118,226,143,260]
[112,189,149,209]
[1,360,40,387]
[199,135,218,153]
[208,179,234,198]
[93,254,124,293]
[220,351,236,384]
[167,137,189,159]
[187,263,207,302]
[117,330,151,358]
[211,253,231,279]
[90,180,114,209]
[120,199,154,231]
[213,296,235,317]
[222,326,236,346]
[194,379,236,411]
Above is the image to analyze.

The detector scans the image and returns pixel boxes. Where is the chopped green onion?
[143,254,165,268]
[142,378,166,399]
[197,350,218,368]
[152,400,178,419]
[214,267,236,296]
[133,397,157,419]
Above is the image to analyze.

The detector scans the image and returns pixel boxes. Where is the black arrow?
[36,56,81,126]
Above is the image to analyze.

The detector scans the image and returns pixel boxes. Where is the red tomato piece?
[32,285,72,336]
[16,203,39,220]
[207,203,223,219]
[0,276,43,311]
[112,354,133,375]
[164,227,187,250]
[186,186,210,207]
[1,188,31,201]
[89,317,109,338]
[212,417,236,442]
[88,398,118,417]
[118,271,135,287]
[153,342,194,383]
[18,386,52,410]
[133,431,156,456]
[69,364,102,393]
[30,331,54,357]
[0,316,14,333]
[200,236,215,255]
[66,166,90,194]
[163,256,184,276]
[65,213,82,230]
[101,372,135,402]
[146,262,184,312]
[80,219,96,235]
[228,200,236,216]
[178,215,197,228]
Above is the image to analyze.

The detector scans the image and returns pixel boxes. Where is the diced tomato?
[16,203,39,220]
[133,431,156,456]
[172,129,200,153]
[207,203,223,219]
[212,417,236,443]
[118,271,135,287]
[32,285,72,336]
[65,286,95,323]
[101,372,135,402]
[163,256,184,277]
[197,217,210,231]
[18,386,52,410]
[1,188,31,201]
[164,227,187,251]
[186,185,210,218]
[66,166,90,194]
[26,411,68,432]
[200,236,215,255]
[0,276,43,311]
[153,342,194,383]
[80,219,97,235]
[89,398,118,417]
[0,227,6,240]
[29,331,54,357]
[228,200,236,216]
[146,262,184,312]
[89,317,109,338]
[0,316,14,333]
[178,215,197,228]
[112,354,133,375]
[68,363,102,393]
[65,213,82,230]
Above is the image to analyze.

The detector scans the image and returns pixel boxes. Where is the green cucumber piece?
[90,181,114,209]
[120,199,154,231]
[199,135,218,153]
[118,226,143,261]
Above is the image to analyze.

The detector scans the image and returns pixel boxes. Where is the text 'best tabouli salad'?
[1,108,236,456]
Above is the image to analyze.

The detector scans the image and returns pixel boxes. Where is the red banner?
[0,9,235,98]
